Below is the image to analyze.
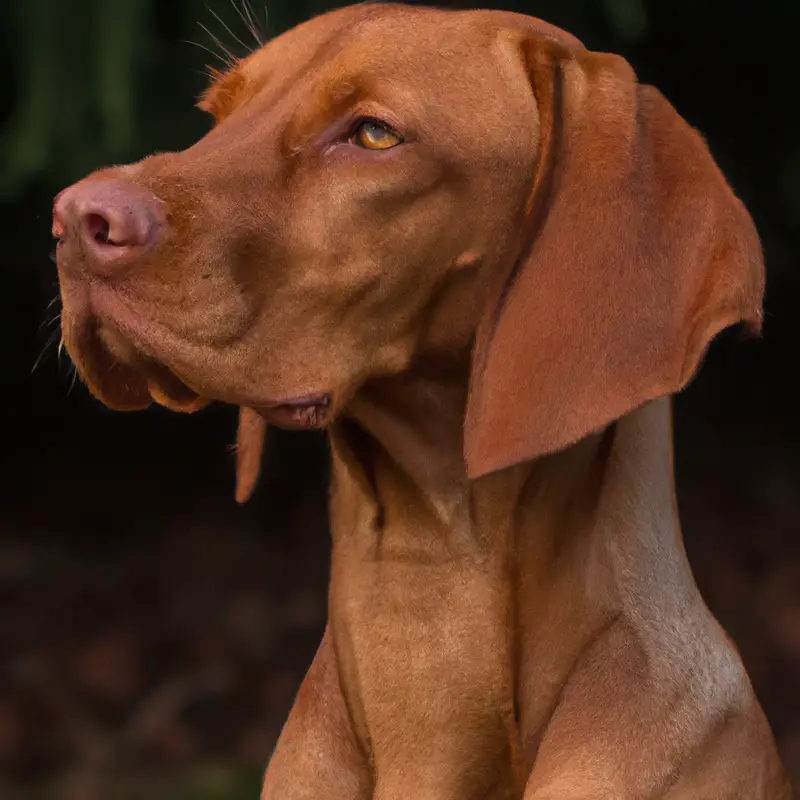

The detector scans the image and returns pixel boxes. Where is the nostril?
[83,207,148,249]
[52,179,165,269]
[85,212,112,245]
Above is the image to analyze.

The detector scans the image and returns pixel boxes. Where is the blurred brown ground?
[1,1,798,797]
[1,333,798,799]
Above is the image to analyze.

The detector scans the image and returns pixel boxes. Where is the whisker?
[38,312,60,333]
[207,5,251,53]
[230,0,255,41]
[38,293,62,333]
[233,0,265,46]
[198,21,238,67]
[30,328,61,375]
[185,38,236,69]
[68,364,79,395]
[242,0,259,37]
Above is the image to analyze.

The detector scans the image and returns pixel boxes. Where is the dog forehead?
[203,4,579,126]
[240,4,498,91]
[199,5,540,154]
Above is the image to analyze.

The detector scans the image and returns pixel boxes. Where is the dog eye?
[351,120,402,150]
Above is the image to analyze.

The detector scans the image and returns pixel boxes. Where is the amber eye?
[351,120,403,150]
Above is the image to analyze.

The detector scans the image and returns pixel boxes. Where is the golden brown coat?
[53,4,790,797]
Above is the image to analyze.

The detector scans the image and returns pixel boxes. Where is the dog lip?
[252,393,332,430]
[64,282,207,411]
[82,280,332,424]
[260,393,331,410]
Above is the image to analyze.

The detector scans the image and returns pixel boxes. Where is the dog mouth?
[253,393,332,429]
[62,294,333,429]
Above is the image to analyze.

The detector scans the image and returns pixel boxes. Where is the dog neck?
[342,355,473,528]
[326,356,720,788]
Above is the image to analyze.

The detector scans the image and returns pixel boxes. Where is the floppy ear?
[235,407,267,504]
[464,38,764,479]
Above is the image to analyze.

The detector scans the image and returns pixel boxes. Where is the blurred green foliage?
[0,0,654,198]
[0,3,797,796]
[1,1,798,383]
[2,0,799,414]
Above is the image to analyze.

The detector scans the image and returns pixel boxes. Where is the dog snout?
[53,179,165,274]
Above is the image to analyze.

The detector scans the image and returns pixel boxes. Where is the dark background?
[1,1,798,797]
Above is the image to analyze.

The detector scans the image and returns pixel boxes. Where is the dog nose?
[53,179,164,270]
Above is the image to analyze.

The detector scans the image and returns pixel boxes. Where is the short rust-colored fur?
[53,4,790,797]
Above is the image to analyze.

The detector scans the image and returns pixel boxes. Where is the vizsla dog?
[52,3,791,797]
